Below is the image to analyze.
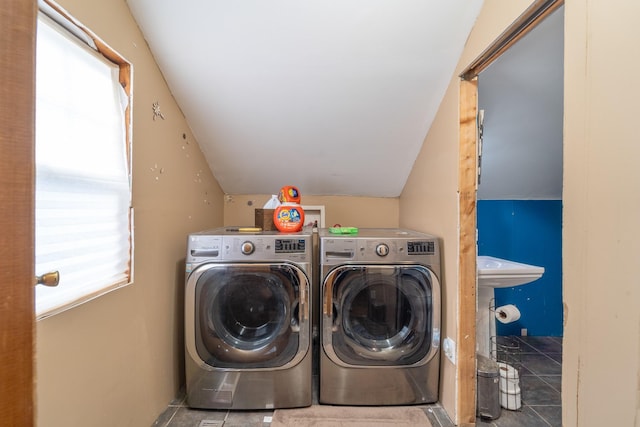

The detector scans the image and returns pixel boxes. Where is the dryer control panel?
[407,240,436,255]
[320,231,439,267]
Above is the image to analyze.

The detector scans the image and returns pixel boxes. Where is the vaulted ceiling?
[126,1,484,197]
[478,6,563,200]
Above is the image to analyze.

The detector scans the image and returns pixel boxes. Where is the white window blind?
[35,12,133,320]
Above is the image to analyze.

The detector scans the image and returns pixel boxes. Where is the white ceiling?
[478,6,564,200]
[126,0,483,197]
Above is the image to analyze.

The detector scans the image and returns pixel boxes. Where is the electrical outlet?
[443,337,456,364]
[521,328,528,336]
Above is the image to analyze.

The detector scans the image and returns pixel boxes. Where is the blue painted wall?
[477,200,563,336]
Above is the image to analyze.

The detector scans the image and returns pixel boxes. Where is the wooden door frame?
[0,0,36,426]
[456,0,563,424]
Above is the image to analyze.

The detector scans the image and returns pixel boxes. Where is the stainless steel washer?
[185,228,312,409]
[319,228,441,405]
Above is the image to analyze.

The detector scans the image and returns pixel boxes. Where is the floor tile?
[547,352,562,364]
[530,405,562,427]
[538,375,562,393]
[166,407,227,427]
[519,353,562,376]
[521,376,561,405]
[492,406,551,427]
[475,335,563,427]
[223,410,273,427]
[152,406,178,427]
[517,336,563,354]
[511,340,539,355]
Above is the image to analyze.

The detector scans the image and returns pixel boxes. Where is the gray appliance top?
[318,228,437,240]
[190,226,312,237]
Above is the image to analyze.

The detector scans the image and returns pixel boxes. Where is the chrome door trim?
[322,264,440,368]
[186,262,310,371]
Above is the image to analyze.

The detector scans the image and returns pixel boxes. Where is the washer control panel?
[275,238,306,253]
[187,231,311,264]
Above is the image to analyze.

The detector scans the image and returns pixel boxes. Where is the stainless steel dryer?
[319,228,441,405]
[185,228,312,409]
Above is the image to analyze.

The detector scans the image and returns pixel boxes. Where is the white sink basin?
[476,256,545,357]
[477,256,545,288]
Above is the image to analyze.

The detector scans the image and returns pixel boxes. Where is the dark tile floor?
[153,336,562,427]
[477,336,563,427]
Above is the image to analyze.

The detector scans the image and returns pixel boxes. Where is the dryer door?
[187,262,310,370]
[322,264,440,367]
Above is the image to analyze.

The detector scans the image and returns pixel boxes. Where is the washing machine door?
[187,262,310,370]
[322,264,440,367]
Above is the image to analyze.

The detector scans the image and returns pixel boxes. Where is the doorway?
[477,6,564,338]
[456,0,564,423]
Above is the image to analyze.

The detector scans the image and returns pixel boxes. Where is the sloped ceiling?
[478,6,563,200]
[126,0,483,197]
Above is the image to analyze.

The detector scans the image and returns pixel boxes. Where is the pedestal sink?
[477,256,544,357]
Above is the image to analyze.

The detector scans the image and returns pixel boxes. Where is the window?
[35,1,133,320]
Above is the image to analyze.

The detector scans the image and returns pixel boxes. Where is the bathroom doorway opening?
[476,6,564,338]
[456,0,564,423]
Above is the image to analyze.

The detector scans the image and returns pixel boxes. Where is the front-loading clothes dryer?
[319,228,441,405]
[184,228,312,409]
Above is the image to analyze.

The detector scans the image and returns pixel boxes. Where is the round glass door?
[194,263,308,368]
[323,265,435,366]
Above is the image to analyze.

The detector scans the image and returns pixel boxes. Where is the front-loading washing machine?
[319,228,441,405]
[185,228,312,409]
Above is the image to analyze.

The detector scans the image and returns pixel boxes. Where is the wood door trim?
[0,0,36,426]
[457,78,478,425]
[460,0,564,81]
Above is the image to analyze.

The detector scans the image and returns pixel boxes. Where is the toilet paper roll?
[495,304,521,324]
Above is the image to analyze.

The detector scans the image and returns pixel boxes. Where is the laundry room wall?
[34,0,224,426]
[399,0,534,423]
[224,194,399,229]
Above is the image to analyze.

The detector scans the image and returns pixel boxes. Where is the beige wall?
[400,0,533,423]
[563,0,640,425]
[224,194,399,228]
[35,1,224,426]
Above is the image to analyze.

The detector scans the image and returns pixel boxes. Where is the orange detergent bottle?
[278,186,301,204]
[273,204,305,233]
